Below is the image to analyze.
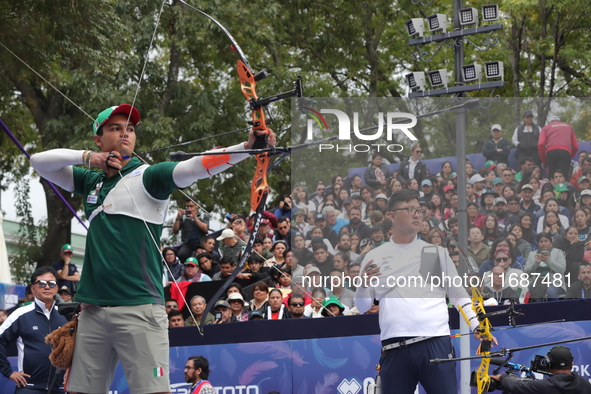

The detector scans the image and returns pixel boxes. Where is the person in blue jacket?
[0,266,68,393]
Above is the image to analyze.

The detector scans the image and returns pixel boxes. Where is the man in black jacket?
[482,124,511,166]
[397,145,427,186]
[0,267,68,393]
[491,346,591,393]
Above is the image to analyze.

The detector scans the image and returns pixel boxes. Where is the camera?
[530,354,552,374]
[540,250,549,256]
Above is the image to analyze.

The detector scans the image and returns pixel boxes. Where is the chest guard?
[88,165,169,224]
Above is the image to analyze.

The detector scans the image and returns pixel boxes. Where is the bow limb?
[471,288,493,394]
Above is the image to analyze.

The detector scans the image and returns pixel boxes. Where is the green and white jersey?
[72,157,178,306]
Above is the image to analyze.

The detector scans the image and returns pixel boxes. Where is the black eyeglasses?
[415,150,423,154]
[392,207,426,216]
[503,174,513,177]
[184,366,196,370]
[290,302,304,307]
[494,257,510,263]
[34,280,57,288]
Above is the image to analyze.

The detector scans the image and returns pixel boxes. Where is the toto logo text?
[306,109,418,152]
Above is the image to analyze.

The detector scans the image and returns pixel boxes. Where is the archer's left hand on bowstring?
[246,128,277,150]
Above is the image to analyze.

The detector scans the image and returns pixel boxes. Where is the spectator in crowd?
[482,124,511,166]
[168,310,185,327]
[343,206,371,241]
[479,237,524,274]
[580,190,591,209]
[212,257,234,281]
[349,175,363,195]
[481,166,496,191]
[419,220,432,241]
[52,243,80,294]
[512,110,541,166]
[165,298,179,313]
[180,257,212,282]
[230,215,250,243]
[212,300,233,324]
[364,153,391,189]
[185,296,214,326]
[217,229,247,266]
[335,233,359,262]
[226,293,249,322]
[263,288,291,320]
[525,232,567,301]
[304,287,327,318]
[502,185,516,200]
[349,232,362,255]
[292,233,312,263]
[321,295,346,317]
[311,214,338,247]
[310,243,334,277]
[493,197,509,231]
[483,265,519,304]
[565,264,591,298]
[421,179,435,202]
[467,202,485,229]
[426,228,445,247]
[0,310,6,326]
[572,209,590,242]
[292,208,311,236]
[0,267,67,391]
[333,252,350,275]
[519,184,541,215]
[196,252,220,279]
[308,183,326,213]
[482,247,524,293]
[509,224,533,263]
[555,183,576,214]
[539,115,579,178]
[483,214,503,246]
[397,145,427,186]
[516,213,536,246]
[261,236,275,259]
[514,157,535,181]
[570,157,591,187]
[225,283,245,300]
[274,195,293,220]
[274,216,300,247]
[479,190,497,216]
[58,286,73,302]
[201,236,221,263]
[430,193,445,220]
[538,210,566,242]
[536,198,570,235]
[162,247,184,284]
[249,281,269,313]
[437,161,454,182]
[266,240,287,266]
[327,268,355,309]
[287,293,307,319]
[291,186,309,214]
[492,178,505,198]
[554,226,585,280]
[185,356,215,394]
[501,168,519,191]
[467,226,491,268]
[504,195,522,228]
[173,199,210,262]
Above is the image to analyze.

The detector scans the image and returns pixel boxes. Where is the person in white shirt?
[354,189,496,394]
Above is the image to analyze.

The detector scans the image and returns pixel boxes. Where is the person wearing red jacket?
[538,115,579,178]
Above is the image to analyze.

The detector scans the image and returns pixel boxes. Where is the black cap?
[548,346,573,369]
[523,110,533,117]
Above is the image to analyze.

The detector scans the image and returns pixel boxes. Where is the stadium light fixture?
[405,72,427,91]
[405,18,425,38]
[484,61,504,80]
[461,63,482,83]
[458,7,479,28]
[427,69,449,88]
[426,14,449,33]
[481,4,500,22]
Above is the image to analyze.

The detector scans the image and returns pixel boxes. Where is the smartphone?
[366,263,377,272]
[215,311,222,321]
[540,251,549,256]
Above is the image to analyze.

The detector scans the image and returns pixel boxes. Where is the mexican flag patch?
[153,367,165,377]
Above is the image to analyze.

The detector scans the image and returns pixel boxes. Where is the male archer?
[355,189,497,394]
[30,104,275,394]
